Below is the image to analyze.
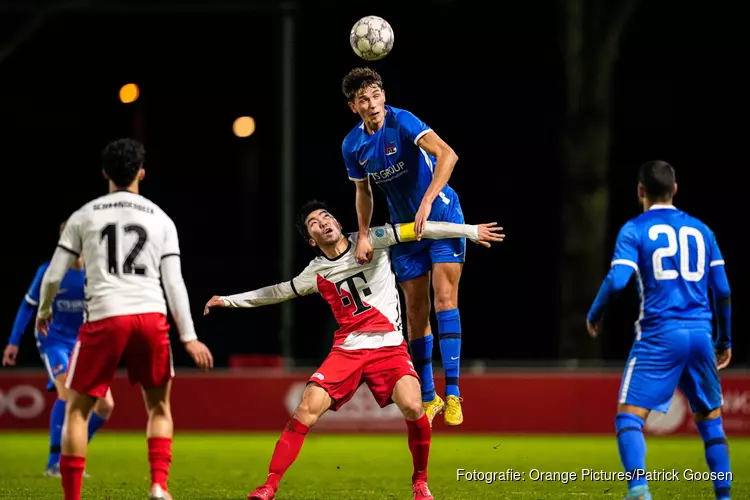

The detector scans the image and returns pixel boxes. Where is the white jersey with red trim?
[291,234,403,349]
[221,221,480,350]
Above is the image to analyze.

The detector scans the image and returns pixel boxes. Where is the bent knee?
[433,282,459,312]
[94,396,115,419]
[293,401,323,427]
[148,400,171,418]
[400,400,424,421]
[694,407,722,422]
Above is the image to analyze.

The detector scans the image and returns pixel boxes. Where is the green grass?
[0,432,746,499]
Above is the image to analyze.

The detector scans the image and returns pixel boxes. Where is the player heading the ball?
[341,66,469,427]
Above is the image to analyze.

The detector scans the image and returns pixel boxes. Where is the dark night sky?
[0,0,747,368]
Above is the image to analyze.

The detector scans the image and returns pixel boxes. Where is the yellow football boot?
[444,395,464,426]
[422,395,445,427]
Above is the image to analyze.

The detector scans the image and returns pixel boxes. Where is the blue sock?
[437,309,461,398]
[88,411,107,442]
[409,335,436,403]
[615,413,648,490]
[696,417,732,499]
[47,399,66,469]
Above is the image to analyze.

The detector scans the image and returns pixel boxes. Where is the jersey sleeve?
[367,224,399,249]
[611,221,639,270]
[290,262,319,296]
[25,263,50,306]
[395,109,432,145]
[342,140,367,182]
[162,215,181,258]
[57,211,83,257]
[708,230,725,269]
[220,262,319,308]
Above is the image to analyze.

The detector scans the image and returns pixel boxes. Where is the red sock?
[266,418,309,491]
[406,413,431,483]
[148,437,173,490]
[60,455,86,500]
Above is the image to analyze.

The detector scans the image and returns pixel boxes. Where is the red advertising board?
[2,370,749,435]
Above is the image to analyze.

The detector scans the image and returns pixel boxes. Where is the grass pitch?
[0,432,746,499]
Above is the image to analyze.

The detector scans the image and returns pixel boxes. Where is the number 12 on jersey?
[100,223,148,276]
[650,224,705,282]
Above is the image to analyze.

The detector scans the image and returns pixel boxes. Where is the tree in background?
[558,0,639,359]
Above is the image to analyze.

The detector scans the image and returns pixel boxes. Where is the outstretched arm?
[367,221,503,249]
[205,265,319,315]
[220,281,300,308]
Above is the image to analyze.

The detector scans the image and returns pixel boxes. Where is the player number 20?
[100,223,148,276]
[649,224,705,282]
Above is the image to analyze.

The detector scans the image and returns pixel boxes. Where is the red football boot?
[247,484,275,500]
[413,480,435,500]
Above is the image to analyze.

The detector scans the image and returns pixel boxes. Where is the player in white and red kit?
[35,139,214,500]
[204,200,503,500]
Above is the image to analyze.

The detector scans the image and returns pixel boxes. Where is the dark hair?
[101,138,145,188]
[342,67,384,101]
[295,200,331,246]
[638,160,676,201]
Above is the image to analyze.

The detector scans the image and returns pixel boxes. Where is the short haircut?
[101,138,146,188]
[638,160,676,201]
[295,199,331,247]
[341,67,383,101]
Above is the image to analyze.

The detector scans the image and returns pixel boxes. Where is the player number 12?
[649,224,705,282]
[100,223,148,276]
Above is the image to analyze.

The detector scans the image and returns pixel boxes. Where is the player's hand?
[184,340,214,371]
[414,201,432,240]
[355,235,373,264]
[35,313,52,337]
[203,296,227,316]
[586,319,599,339]
[2,345,19,367]
[716,347,732,370]
[471,223,505,248]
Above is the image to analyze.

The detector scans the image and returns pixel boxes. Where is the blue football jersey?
[27,262,85,344]
[611,205,726,336]
[342,105,459,224]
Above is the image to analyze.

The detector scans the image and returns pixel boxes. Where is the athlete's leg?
[392,242,440,418]
[249,348,362,499]
[41,345,70,474]
[89,388,114,441]
[431,260,463,425]
[258,384,333,496]
[366,344,433,500]
[142,381,174,498]
[616,332,687,500]
[680,329,731,500]
[60,389,97,500]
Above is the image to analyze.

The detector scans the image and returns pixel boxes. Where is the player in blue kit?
[341,67,465,426]
[586,161,732,500]
[2,221,115,477]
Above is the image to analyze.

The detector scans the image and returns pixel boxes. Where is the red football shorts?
[66,313,174,399]
[307,341,418,411]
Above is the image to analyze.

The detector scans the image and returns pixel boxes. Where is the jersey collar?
[648,204,676,210]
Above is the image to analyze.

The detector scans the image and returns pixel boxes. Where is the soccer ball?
[350,16,394,61]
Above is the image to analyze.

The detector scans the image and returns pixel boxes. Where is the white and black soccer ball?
[350,16,394,61]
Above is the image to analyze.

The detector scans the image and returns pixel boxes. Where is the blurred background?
[2,0,747,371]
[2,4,750,498]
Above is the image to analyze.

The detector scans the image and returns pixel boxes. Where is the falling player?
[35,138,214,500]
[204,200,504,500]
[341,67,467,426]
[587,161,732,500]
[3,221,114,477]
